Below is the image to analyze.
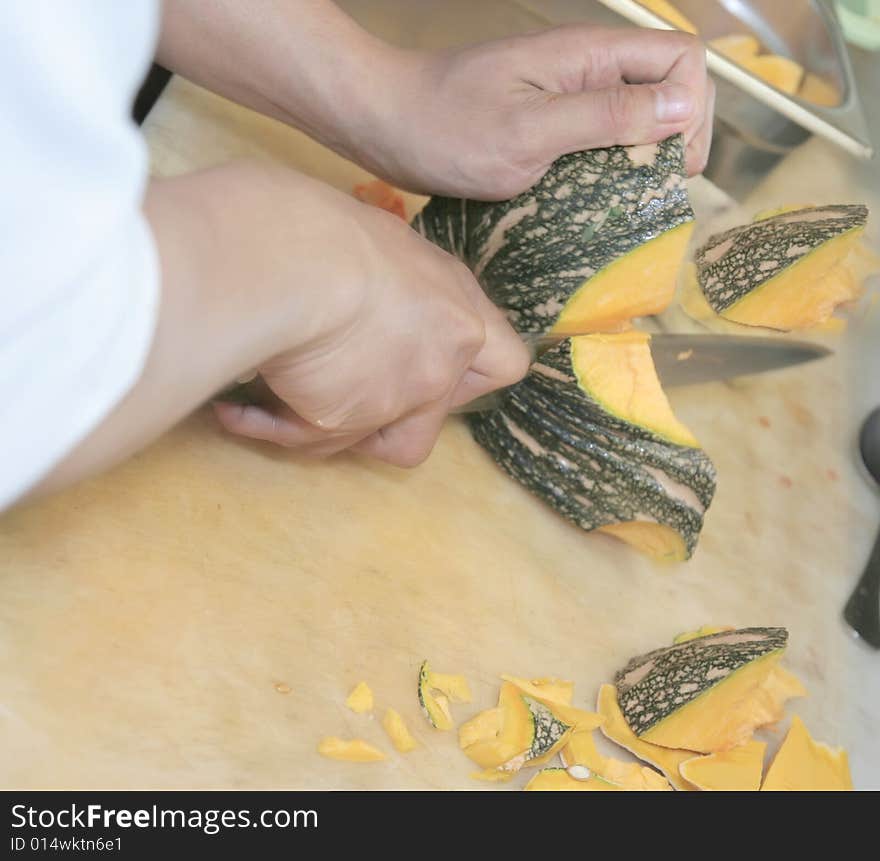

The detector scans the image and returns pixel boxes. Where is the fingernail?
[655,84,694,123]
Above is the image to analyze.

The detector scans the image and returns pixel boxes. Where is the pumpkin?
[597,683,697,791]
[468,334,715,561]
[678,739,767,791]
[695,204,869,330]
[418,660,470,730]
[709,34,761,65]
[317,737,385,762]
[760,715,853,791]
[459,681,573,774]
[412,135,694,337]
[637,0,698,33]
[382,708,419,753]
[525,767,623,791]
[614,627,805,752]
[741,54,804,94]
[345,681,373,714]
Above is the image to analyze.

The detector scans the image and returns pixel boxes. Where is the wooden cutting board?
[1,0,877,789]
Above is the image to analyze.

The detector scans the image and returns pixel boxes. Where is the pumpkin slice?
[345,681,374,714]
[525,767,624,791]
[695,204,869,330]
[413,135,694,337]
[382,708,418,753]
[597,683,697,791]
[460,682,572,774]
[673,624,733,644]
[417,661,455,730]
[614,627,799,752]
[679,739,767,790]
[709,34,761,64]
[426,671,472,703]
[561,729,672,790]
[317,737,385,762]
[741,54,804,95]
[469,337,716,561]
[500,674,574,705]
[761,716,853,791]
[637,0,697,33]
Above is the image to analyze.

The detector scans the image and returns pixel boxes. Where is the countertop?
[0,0,877,790]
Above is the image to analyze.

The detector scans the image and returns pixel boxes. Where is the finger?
[685,76,715,176]
[527,80,696,158]
[351,399,451,468]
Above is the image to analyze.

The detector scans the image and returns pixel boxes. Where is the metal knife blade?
[454,333,832,414]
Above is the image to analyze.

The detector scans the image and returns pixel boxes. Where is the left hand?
[356,25,714,200]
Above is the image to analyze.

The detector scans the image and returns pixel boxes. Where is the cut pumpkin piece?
[345,681,373,714]
[679,740,767,791]
[561,729,672,790]
[614,627,798,753]
[317,737,385,762]
[597,684,697,791]
[525,767,623,791]
[695,204,869,330]
[413,135,694,337]
[637,0,697,33]
[709,34,761,64]
[741,54,804,94]
[469,336,716,561]
[460,682,572,774]
[500,675,574,706]
[382,708,418,753]
[761,716,853,791]
[426,671,472,703]
[417,661,457,730]
[798,72,840,107]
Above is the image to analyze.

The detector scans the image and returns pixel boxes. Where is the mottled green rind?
[468,340,716,558]
[696,204,868,312]
[412,136,694,334]
[523,696,569,761]
[614,627,788,736]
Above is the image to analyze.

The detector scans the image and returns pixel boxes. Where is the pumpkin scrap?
[614,627,802,752]
[417,660,470,730]
[413,135,694,337]
[679,739,767,791]
[597,684,697,791]
[761,716,853,791]
[382,708,418,753]
[500,674,574,705]
[525,767,623,791]
[459,682,573,775]
[469,335,716,561]
[673,624,733,644]
[317,737,385,762]
[709,34,761,65]
[561,728,672,790]
[345,681,374,714]
[695,204,870,330]
[353,178,406,219]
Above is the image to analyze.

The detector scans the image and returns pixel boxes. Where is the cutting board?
[1,0,877,789]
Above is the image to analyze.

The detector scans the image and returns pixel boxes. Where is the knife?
[219,333,832,413]
[453,333,832,413]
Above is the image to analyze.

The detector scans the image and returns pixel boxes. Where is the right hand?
[213,166,530,467]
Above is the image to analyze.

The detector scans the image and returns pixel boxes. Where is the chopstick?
[594,0,874,160]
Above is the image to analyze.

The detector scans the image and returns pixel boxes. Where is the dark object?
[132,63,172,125]
[844,406,880,648]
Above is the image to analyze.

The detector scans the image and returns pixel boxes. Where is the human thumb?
[534,81,695,159]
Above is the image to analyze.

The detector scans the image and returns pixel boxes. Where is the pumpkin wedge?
[761,716,852,791]
[382,708,419,753]
[614,627,802,752]
[317,737,385,762]
[469,335,715,561]
[695,204,869,330]
[597,683,697,791]
[418,660,470,730]
[413,135,694,336]
[679,739,767,791]
[345,681,373,714]
[561,729,672,790]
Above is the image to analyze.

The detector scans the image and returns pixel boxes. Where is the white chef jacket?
[1,1,160,509]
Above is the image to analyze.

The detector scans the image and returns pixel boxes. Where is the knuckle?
[390,438,434,469]
[417,364,454,403]
[602,86,634,135]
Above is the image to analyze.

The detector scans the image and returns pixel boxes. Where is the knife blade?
[453,333,832,414]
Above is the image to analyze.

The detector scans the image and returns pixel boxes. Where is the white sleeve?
[0,1,161,509]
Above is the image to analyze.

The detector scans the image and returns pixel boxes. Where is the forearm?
[31,161,325,498]
[156,0,404,165]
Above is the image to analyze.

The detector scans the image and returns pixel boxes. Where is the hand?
[213,165,530,467]
[360,26,714,199]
